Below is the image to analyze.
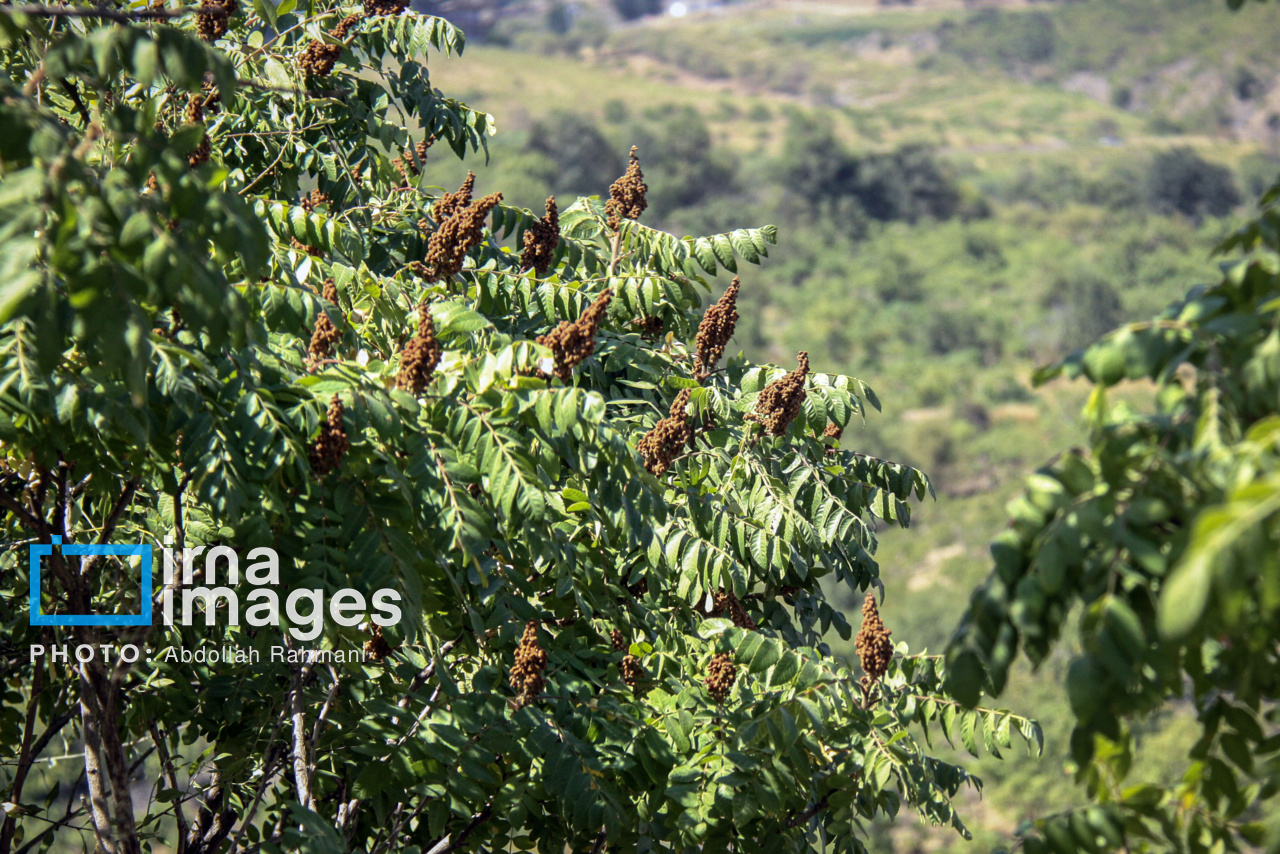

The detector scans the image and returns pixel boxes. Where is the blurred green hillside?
[416,0,1280,848]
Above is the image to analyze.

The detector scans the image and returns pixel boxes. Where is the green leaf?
[434,301,492,334]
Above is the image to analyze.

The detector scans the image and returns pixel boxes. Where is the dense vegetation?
[0,1,1050,853]
[948,169,1280,854]
[426,0,1280,850]
[2,0,1279,851]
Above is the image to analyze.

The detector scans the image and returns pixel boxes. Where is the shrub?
[528,111,623,198]
[613,0,663,20]
[1147,147,1241,218]
[778,116,964,224]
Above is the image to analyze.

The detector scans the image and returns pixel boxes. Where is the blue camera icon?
[29,536,153,627]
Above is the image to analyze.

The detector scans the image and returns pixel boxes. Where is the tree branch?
[14,768,86,854]
[290,663,317,811]
[81,477,141,578]
[0,666,44,854]
[57,79,90,128]
[0,486,43,531]
[51,461,71,542]
[423,805,492,854]
[77,664,121,854]
[149,723,188,854]
[3,5,227,21]
[185,773,238,854]
[785,794,830,828]
[235,79,351,98]
[397,638,458,709]
[368,800,429,854]
[225,666,307,853]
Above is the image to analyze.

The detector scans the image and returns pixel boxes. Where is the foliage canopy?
[0,3,1040,853]
[947,148,1280,854]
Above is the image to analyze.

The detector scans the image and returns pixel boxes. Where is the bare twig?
[238,142,288,197]
[310,665,341,747]
[235,79,351,98]
[395,685,441,748]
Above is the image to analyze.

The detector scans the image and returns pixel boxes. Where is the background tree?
[1146,147,1242,220]
[612,0,662,21]
[0,3,1039,854]
[527,110,621,197]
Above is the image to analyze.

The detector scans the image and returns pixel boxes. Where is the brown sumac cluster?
[706,653,736,705]
[823,422,843,454]
[433,171,474,222]
[186,135,210,169]
[621,654,644,689]
[752,351,809,436]
[711,588,757,631]
[297,13,360,77]
[396,303,441,395]
[309,394,349,476]
[291,237,322,257]
[509,621,547,706]
[632,314,664,340]
[184,94,210,169]
[195,0,236,41]
[537,289,613,383]
[694,276,740,381]
[855,590,893,683]
[626,576,649,599]
[637,389,692,476]
[610,629,626,652]
[362,624,393,662]
[520,196,560,277]
[319,276,340,307]
[297,38,341,77]
[605,146,648,232]
[363,0,408,15]
[307,278,343,365]
[300,189,331,213]
[394,135,436,181]
[419,174,502,282]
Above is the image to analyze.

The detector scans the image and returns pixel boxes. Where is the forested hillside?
[420,0,1280,848]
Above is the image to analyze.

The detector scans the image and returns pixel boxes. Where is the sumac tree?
[0,4,1038,853]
